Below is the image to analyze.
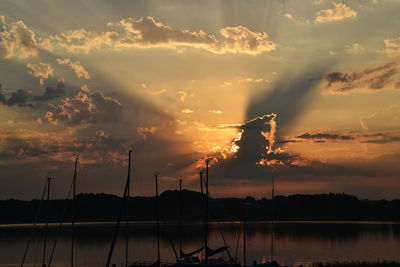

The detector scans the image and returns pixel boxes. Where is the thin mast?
[204,160,209,265]
[155,172,161,267]
[199,170,203,258]
[179,179,183,262]
[243,200,246,267]
[200,171,203,195]
[126,150,132,267]
[71,157,78,267]
[270,176,275,262]
[43,177,51,267]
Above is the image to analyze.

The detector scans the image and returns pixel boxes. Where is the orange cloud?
[315,2,357,23]
[42,16,275,55]
[26,63,54,85]
[0,16,38,58]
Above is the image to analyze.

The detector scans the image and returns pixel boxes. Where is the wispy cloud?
[151,89,167,95]
[282,131,400,145]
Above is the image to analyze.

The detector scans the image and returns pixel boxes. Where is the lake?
[1,221,400,267]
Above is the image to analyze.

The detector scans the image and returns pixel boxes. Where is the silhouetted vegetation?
[313,261,400,267]
[0,191,399,224]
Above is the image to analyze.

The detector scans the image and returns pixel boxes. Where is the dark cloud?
[0,84,6,104]
[7,89,32,106]
[209,114,300,181]
[324,62,399,93]
[32,80,65,101]
[296,132,354,141]
[281,131,400,144]
[0,80,66,107]
[360,133,400,144]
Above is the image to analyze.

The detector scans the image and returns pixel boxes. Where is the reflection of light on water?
[1,222,400,266]
[293,262,313,267]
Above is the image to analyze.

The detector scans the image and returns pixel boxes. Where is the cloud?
[56,58,90,79]
[151,89,167,95]
[207,114,302,181]
[0,79,66,106]
[120,16,217,46]
[203,112,400,198]
[296,132,354,141]
[7,89,32,106]
[384,37,400,55]
[44,16,275,55]
[178,91,188,102]
[324,62,400,93]
[218,25,276,54]
[32,79,65,101]
[284,13,294,20]
[0,126,128,167]
[360,133,400,144]
[0,16,38,58]
[282,130,400,145]
[47,91,122,124]
[345,43,364,54]
[0,84,6,105]
[315,2,357,23]
[220,77,270,87]
[26,63,54,85]
[181,108,193,113]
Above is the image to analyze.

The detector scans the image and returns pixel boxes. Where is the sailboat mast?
[270,176,275,262]
[243,200,246,267]
[71,157,78,267]
[179,179,183,262]
[204,159,209,265]
[155,172,161,267]
[200,171,203,195]
[42,177,51,267]
[126,150,132,267]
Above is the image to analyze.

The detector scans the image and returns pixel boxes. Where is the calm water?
[1,221,400,267]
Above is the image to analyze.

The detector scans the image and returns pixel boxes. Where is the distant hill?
[0,190,399,224]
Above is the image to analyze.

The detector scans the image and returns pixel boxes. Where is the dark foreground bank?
[314,261,400,267]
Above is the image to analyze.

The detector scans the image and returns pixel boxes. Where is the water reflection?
[1,222,400,267]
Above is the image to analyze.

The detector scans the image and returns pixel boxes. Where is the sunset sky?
[1,0,400,200]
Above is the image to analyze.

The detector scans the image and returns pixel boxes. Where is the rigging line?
[162,220,179,263]
[105,166,130,267]
[205,171,233,260]
[80,165,88,193]
[47,180,73,267]
[207,206,232,260]
[234,213,242,263]
[21,182,47,267]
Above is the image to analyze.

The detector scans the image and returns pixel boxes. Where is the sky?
[1,0,400,200]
